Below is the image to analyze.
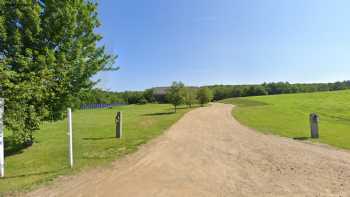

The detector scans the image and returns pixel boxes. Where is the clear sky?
[94,0,350,91]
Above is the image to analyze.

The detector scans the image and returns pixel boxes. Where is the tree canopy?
[184,87,197,108]
[166,82,185,112]
[207,81,350,101]
[197,87,213,107]
[0,0,116,145]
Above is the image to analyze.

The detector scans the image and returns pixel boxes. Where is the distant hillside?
[152,86,199,95]
[205,81,350,101]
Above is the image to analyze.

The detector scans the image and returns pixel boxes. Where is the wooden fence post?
[115,112,122,138]
[310,113,319,139]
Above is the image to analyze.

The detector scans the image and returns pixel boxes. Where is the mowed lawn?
[221,90,350,149]
[0,104,192,194]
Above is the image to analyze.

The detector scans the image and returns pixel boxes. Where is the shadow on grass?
[293,137,310,141]
[82,137,116,141]
[142,112,175,116]
[2,168,66,179]
[4,137,30,157]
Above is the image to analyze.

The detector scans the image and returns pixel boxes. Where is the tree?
[122,91,145,104]
[166,82,185,112]
[143,89,155,103]
[0,0,116,145]
[78,89,124,106]
[184,87,197,108]
[231,87,243,97]
[197,87,213,107]
[245,86,268,96]
[212,86,232,101]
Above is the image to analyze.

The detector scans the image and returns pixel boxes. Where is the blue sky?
[94,0,350,91]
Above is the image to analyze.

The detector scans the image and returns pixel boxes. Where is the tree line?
[208,81,350,101]
[77,89,152,106]
[81,81,350,107]
[78,82,214,113]
[165,82,213,112]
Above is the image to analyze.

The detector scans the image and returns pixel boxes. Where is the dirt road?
[28,103,350,197]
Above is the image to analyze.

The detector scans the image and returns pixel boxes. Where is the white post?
[0,98,4,177]
[67,108,73,168]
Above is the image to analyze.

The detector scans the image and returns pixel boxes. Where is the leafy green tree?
[197,87,213,107]
[78,89,124,106]
[166,82,185,112]
[143,89,155,103]
[122,91,145,104]
[245,85,268,96]
[0,0,116,145]
[212,86,232,101]
[184,87,197,108]
[138,97,148,105]
[231,87,243,97]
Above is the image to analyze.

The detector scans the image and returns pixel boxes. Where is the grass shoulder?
[220,90,350,150]
[1,104,195,194]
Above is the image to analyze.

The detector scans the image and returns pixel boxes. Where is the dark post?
[309,113,319,139]
[115,112,122,138]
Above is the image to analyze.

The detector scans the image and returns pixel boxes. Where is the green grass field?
[221,90,350,149]
[0,104,192,194]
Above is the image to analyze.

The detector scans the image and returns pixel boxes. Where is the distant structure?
[152,86,199,103]
[152,87,169,103]
[152,87,169,95]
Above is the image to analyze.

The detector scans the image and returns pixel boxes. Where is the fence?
[80,103,126,110]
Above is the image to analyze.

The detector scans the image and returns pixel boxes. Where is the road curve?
[28,103,350,197]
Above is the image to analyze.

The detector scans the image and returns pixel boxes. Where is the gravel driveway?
[28,103,350,197]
